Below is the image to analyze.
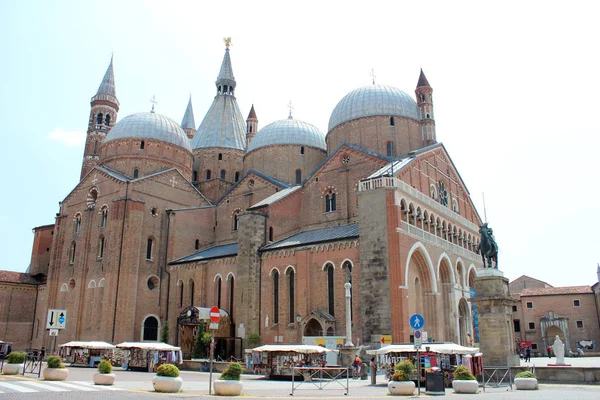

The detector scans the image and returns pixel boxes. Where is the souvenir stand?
[116,342,182,372]
[58,341,116,367]
[367,342,482,387]
[0,340,11,358]
[250,344,337,380]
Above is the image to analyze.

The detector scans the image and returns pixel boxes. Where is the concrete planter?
[452,379,479,394]
[2,364,22,375]
[93,373,116,385]
[514,377,537,390]
[152,375,183,393]
[43,367,69,381]
[213,380,243,396]
[387,380,415,395]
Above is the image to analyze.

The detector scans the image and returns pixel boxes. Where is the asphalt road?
[1,365,600,399]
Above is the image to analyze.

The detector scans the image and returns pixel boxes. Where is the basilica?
[8,42,487,358]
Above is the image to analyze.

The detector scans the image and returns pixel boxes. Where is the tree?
[247,333,261,348]
[161,321,170,344]
[193,321,212,358]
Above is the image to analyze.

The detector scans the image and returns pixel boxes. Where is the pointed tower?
[246,104,258,147]
[415,69,436,146]
[181,95,196,140]
[80,57,120,179]
[191,39,247,201]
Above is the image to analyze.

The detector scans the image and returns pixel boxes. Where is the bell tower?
[246,104,258,147]
[80,56,120,180]
[415,69,436,146]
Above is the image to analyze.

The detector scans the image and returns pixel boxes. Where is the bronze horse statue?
[477,223,498,268]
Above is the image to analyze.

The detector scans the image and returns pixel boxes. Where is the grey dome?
[328,84,420,132]
[104,112,192,152]
[247,118,326,153]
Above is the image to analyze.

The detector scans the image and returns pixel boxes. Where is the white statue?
[551,335,565,364]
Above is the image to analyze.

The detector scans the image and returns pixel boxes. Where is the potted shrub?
[452,365,478,394]
[43,355,69,381]
[387,359,416,395]
[2,352,26,375]
[213,362,243,396]
[152,364,183,393]
[514,370,538,390]
[93,359,116,385]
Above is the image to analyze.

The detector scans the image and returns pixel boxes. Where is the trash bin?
[426,371,445,393]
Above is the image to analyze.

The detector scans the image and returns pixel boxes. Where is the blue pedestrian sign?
[410,314,424,330]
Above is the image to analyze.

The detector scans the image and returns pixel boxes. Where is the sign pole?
[417,349,421,395]
[209,330,214,395]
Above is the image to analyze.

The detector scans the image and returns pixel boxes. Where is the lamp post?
[344,282,354,347]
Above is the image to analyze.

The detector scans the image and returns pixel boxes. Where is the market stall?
[367,342,482,386]
[58,341,116,367]
[116,342,183,372]
[250,344,337,380]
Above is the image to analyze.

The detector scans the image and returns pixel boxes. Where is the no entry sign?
[210,306,220,323]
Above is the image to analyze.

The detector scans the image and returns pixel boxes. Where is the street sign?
[210,306,220,323]
[380,335,392,345]
[422,331,428,342]
[414,329,422,347]
[409,314,424,330]
[209,322,219,330]
[46,309,67,329]
[49,329,59,337]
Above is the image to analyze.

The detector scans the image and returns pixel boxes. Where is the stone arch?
[458,298,471,346]
[437,253,458,342]
[467,264,478,288]
[404,242,437,293]
[284,265,296,275]
[98,278,105,287]
[405,242,438,341]
[141,314,160,341]
[408,203,416,225]
[436,253,456,284]
[60,283,68,292]
[304,318,324,337]
[321,261,336,271]
[456,259,466,288]
[269,267,280,276]
[87,279,97,289]
[213,273,223,282]
[226,272,235,280]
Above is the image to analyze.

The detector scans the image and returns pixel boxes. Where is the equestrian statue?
[477,223,498,268]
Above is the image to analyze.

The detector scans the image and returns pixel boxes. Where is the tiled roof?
[262,223,359,251]
[0,270,42,285]
[217,169,291,204]
[249,186,301,210]
[169,243,238,265]
[521,286,592,296]
[416,69,430,88]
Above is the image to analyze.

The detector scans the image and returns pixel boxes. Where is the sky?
[0,0,598,287]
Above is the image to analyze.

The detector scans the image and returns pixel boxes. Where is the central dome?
[104,112,192,152]
[328,84,420,132]
[247,118,326,153]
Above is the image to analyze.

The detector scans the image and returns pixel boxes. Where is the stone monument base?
[548,364,572,367]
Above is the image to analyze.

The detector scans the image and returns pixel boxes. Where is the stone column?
[471,269,519,367]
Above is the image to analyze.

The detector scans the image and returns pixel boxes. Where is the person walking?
[369,357,377,385]
[547,346,552,359]
[525,346,531,362]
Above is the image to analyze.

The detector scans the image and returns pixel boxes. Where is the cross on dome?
[150,95,158,113]
[370,69,376,85]
[287,101,294,119]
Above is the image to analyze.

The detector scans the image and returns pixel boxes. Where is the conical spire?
[416,68,430,88]
[247,104,257,120]
[181,95,196,129]
[96,56,116,97]
[216,38,236,94]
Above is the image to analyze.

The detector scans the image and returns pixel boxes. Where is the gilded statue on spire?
[224,37,232,49]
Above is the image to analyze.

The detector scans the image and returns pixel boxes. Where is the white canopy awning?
[367,342,479,355]
[251,344,337,354]
[59,341,115,350]
[115,342,180,351]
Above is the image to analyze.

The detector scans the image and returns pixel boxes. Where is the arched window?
[269,227,273,242]
[234,171,240,182]
[146,238,153,260]
[233,211,240,231]
[69,242,76,264]
[386,141,394,157]
[98,236,105,259]
[192,170,198,182]
[325,191,337,212]
[273,270,279,324]
[189,279,195,306]
[216,276,222,309]
[140,140,145,150]
[218,153,223,160]
[195,239,200,250]
[220,169,226,180]
[105,114,111,126]
[300,146,305,155]
[206,170,212,180]
[288,270,295,323]
[295,169,302,184]
[178,280,184,307]
[133,168,139,179]
[142,316,159,341]
[325,263,334,316]
[390,116,395,126]
[96,113,103,125]
[100,205,108,227]
[228,276,234,316]
[74,213,82,233]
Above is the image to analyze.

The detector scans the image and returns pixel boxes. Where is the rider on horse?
[477,223,498,268]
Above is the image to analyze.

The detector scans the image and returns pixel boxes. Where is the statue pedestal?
[472,270,519,367]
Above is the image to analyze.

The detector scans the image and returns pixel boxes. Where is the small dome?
[328,84,420,132]
[104,112,192,152]
[247,118,326,153]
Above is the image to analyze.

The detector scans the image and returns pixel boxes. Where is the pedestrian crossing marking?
[0,382,38,392]
[44,381,101,391]
[19,380,68,391]
[0,380,122,393]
